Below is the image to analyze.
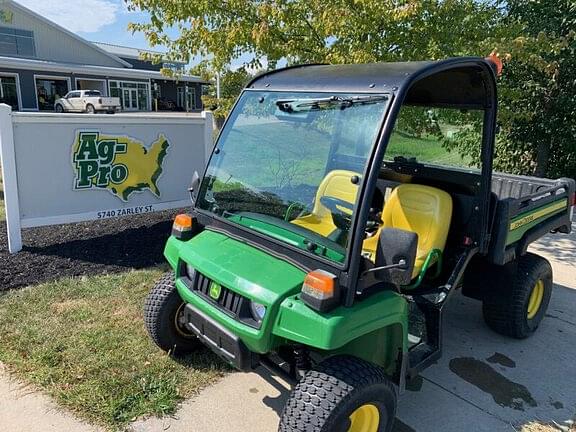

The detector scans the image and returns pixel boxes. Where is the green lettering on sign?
[71,131,170,201]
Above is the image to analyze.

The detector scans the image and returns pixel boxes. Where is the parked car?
[54,90,120,114]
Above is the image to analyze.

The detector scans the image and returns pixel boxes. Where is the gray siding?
[3,3,126,68]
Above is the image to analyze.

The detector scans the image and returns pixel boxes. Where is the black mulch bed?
[0,209,185,291]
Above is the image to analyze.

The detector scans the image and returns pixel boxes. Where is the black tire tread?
[482,252,552,339]
[144,271,200,355]
[279,355,396,432]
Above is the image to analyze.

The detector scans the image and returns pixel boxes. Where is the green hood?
[165,230,306,306]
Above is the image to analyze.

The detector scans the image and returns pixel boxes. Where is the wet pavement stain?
[486,352,516,368]
[549,399,564,409]
[449,357,537,411]
[406,375,423,392]
[393,419,417,432]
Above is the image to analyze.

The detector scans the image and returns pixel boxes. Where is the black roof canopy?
[248,57,497,109]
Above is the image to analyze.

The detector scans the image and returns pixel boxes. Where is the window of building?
[177,85,197,111]
[109,80,150,111]
[0,26,36,57]
[36,77,69,111]
[0,75,19,110]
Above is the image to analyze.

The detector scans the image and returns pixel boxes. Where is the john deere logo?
[209,281,222,300]
[72,131,169,202]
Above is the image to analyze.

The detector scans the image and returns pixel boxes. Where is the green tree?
[126,0,575,178]
[492,0,576,178]
[126,0,506,68]
[196,67,253,122]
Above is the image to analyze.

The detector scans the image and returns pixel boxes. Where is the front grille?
[194,272,245,317]
[180,263,261,328]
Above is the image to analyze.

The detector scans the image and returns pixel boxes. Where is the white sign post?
[0,104,214,253]
[0,104,22,253]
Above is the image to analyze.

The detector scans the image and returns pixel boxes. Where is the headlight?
[186,264,196,280]
[250,301,266,323]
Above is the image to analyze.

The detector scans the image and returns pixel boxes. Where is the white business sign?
[0,104,213,253]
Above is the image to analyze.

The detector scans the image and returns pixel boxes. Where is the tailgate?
[101,97,120,106]
[488,176,575,264]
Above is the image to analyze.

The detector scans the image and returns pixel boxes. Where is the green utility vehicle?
[144,57,575,432]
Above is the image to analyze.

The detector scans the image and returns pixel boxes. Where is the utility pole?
[216,72,221,99]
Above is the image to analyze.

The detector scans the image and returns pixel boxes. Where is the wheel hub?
[527,279,544,320]
[348,403,380,432]
[174,303,194,338]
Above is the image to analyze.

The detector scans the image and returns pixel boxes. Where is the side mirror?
[188,171,200,204]
[368,228,418,287]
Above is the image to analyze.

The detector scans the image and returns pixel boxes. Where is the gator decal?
[506,199,567,245]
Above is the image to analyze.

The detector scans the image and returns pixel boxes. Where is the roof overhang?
[0,55,206,83]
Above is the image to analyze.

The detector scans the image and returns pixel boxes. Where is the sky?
[13,0,257,70]
[14,0,170,52]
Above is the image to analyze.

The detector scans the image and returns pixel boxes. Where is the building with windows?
[0,0,207,112]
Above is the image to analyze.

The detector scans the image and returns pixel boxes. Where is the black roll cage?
[196,57,499,308]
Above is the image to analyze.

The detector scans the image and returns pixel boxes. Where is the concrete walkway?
[1,226,574,432]
[0,363,101,432]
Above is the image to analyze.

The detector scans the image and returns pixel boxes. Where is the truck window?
[386,105,483,169]
[84,90,101,97]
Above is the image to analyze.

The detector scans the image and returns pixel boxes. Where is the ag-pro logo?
[72,131,170,202]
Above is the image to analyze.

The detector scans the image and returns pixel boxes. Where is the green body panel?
[273,290,408,352]
[165,230,305,353]
[164,230,409,364]
[506,199,568,245]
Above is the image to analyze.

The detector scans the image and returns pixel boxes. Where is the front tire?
[55,104,63,113]
[144,271,201,355]
[279,355,397,432]
[482,253,553,339]
[86,104,95,114]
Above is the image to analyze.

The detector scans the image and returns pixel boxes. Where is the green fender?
[273,290,408,370]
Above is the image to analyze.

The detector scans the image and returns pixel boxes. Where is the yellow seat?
[375,184,453,278]
[292,169,360,238]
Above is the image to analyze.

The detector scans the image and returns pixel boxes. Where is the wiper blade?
[276,95,388,113]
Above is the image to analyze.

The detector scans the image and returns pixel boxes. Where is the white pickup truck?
[54,90,121,114]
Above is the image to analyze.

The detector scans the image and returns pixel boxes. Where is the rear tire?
[55,104,63,113]
[482,253,552,339]
[144,271,201,356]
[279,355,397,432]
[86,104,95,114]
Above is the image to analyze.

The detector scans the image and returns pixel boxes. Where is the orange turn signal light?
[173,214,193,232]
[302,270,336,300]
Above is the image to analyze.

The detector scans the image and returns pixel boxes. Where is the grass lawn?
[0,269,227,430]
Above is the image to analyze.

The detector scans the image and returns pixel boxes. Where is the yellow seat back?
[382,184,453,276]
[312,170,359,216]
[291,170,360,238]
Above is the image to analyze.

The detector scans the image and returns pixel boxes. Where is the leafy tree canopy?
[127,0,576,178]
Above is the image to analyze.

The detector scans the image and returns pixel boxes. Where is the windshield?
[197,91,389,264]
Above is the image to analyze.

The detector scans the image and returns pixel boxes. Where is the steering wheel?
[320,196,354,230]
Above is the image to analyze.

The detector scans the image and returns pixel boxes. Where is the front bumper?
[183,304,256,371]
